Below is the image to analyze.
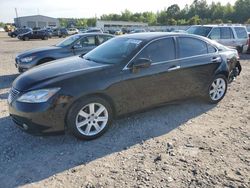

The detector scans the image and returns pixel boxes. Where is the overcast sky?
[0,0,237,23]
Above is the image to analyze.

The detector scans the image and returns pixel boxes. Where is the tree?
[167,4,180,19]
[234,0,250,23]
[189,0,209,19]
[189,15,201,25]
[121,9,132,21]
[245,18,250,24]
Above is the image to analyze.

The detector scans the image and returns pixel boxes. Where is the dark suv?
[17,29,50,41]
[8,28,32,38]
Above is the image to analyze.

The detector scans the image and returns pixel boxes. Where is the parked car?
[130,29,147,33]
[17,29,49,41]
[186,25,249,53]
[15,33,114,72]
[58,28,69,38]
[9,33,241,140]
[67,28,79,35]
[86,28,103,33]
[8,28,32,38]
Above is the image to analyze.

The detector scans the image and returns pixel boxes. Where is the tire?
[24,36,29,41]
[67,97,113,140]
[62,34,66,38]
[12,34,16,38]
[43,36,48,40]
[204,75,228,104]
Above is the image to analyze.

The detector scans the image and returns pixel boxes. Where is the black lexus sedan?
[8,33,241,140]
[15,33,114,72]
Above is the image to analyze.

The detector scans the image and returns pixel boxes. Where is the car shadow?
[0,74,19,89]
[4,39,23,42]
[0,98,216,187]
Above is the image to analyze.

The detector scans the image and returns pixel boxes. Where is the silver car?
[187,25,249,53]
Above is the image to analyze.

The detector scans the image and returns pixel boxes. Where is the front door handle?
[211,57,222,63]
[168,65,180,71]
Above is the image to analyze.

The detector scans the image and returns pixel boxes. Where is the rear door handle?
[168,65,180,71]
[211,57,222,63]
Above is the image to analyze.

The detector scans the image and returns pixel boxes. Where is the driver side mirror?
[131,58,152,73]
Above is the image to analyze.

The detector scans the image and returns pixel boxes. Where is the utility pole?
[15,8,19,27]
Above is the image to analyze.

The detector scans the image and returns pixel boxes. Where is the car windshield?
[83,37,143,64]
[186,26,212,37]
[56,35,81,47]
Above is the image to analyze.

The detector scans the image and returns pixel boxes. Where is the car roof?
[117,32,209,42]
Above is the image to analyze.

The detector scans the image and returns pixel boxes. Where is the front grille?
[8,87,20,103]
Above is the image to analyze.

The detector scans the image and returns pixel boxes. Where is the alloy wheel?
[209,78,226,101]
[75,103,108,136]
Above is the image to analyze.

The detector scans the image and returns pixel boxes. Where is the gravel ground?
[0,32,249,188]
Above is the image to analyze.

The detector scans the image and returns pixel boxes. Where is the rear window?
[178,37,208,58]
[234,27,248,39]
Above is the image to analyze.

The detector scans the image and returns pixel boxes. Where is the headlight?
[20,56,36,63]
[17,88,60,103]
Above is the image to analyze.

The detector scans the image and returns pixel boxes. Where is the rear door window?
[79,36,97,47]
[209,28,220,39]
[234,27,248,39]
[178,37,208,58]
[221,27,234,39]
[98,35,113,44]
[136,38,176,63]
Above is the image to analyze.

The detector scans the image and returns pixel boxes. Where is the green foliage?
[58,0,250,27]
[0,22,5,27]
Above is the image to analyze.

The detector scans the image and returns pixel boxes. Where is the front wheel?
[67,97,113,140]
[204,75,228,104]
[24,36,29,41]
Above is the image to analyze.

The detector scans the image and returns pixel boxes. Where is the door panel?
[177,37,221,96]
[118,37,182,114]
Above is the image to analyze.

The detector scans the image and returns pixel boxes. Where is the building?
[14,15,60,28]
[96,20,148,30]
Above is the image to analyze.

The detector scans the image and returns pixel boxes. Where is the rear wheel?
[43,36,48,40]
[24,36,29,41]
[11,34,16,38]
[205,75,227,104]
[67,97,113,140]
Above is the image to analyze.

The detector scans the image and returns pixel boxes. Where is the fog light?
[23,124,28,130]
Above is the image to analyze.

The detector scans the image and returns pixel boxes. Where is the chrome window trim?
[122,35,219,71]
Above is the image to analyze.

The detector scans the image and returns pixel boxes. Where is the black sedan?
[8,33,241,140]
[18,29,50,41]
[8,28,32,38]
[15,33,114,72]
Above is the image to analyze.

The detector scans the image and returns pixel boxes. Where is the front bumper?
[8,94,68,135]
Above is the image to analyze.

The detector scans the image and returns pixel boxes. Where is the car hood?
[17,46,61,58]
[12,56,110,91]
